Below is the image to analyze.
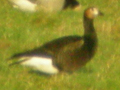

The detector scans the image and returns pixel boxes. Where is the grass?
[0,0,120,90]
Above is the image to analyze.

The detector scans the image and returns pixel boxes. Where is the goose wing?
[9,36,82,59]
[39,36,82,55]
[52,38,84,71]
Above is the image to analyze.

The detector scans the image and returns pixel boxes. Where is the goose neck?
[82,16,98,56]
[83,16,95,35]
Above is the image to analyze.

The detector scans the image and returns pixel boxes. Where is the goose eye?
[90,8,96,14]
[91,7,95,11]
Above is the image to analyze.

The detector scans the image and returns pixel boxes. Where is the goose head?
[84,7,103,19]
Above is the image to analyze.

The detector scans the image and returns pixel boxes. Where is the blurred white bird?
[9,0,65,12]
[8,0,80,12]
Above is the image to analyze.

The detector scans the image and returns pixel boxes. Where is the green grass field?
[0,0,120,90]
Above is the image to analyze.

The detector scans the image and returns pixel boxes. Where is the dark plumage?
[9,7,103,75]
[63,0,80,10]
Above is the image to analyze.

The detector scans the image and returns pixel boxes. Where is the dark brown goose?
[9,7,103,75]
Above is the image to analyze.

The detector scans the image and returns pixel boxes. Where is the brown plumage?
[9,7,103,75]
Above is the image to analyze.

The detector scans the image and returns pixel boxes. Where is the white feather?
[21,56,59,74]
[9,0,65,12]
[9,0,37,12]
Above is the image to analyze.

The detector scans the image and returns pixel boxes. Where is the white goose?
[9,0,65,12]
[8,0,80,12]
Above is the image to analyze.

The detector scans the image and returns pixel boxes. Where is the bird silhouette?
[9,7,103,75]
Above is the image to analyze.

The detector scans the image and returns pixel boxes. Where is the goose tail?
[9,59,28,66]
[7,53,30,66]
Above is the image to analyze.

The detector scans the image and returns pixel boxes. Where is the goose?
[9,7,103,75]
[8,0,65,12]
[8,0,80,12]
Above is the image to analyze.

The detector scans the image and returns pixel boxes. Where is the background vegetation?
[0,0,120,90]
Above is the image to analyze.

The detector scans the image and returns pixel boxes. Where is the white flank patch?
[21,56,59,74]
[9,0,65,12]
[10,0,36,12]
